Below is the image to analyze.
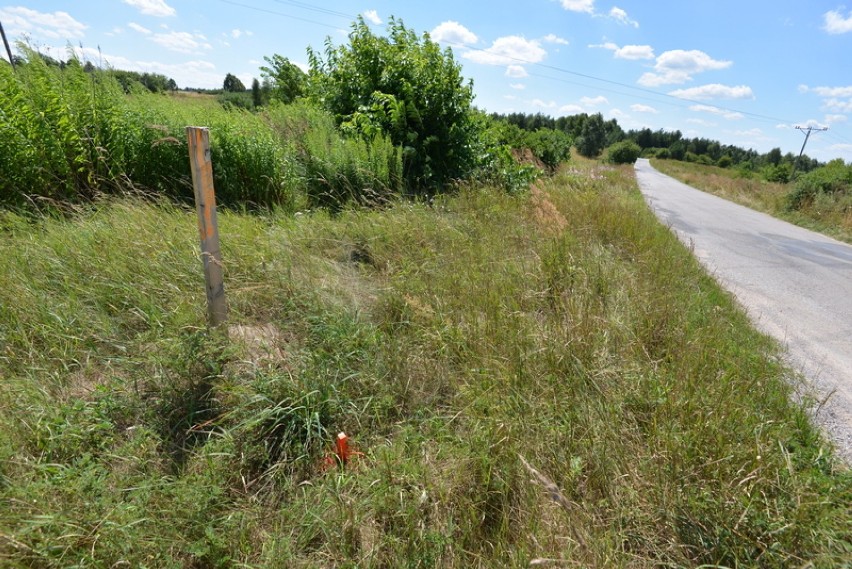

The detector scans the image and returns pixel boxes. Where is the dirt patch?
[229,323,294,372]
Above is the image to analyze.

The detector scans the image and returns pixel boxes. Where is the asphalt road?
[634,158,852,461]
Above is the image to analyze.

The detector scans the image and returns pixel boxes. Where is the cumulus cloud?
[532,99,557,109]
[825,98,852,112]
[609,7,638,27]
[630,104,658,114]
[687,118,717,127]
[430,21,478,45]
[151,31,212,54]
[543,33,569,45]
[510,83,526,90]
[825,114,847,124]
[0,6,87,39]
[561,0,595,13]
[464,36,546,66]
[123,0,175,17]
[560,104,585,114]
[506,65,528,78]
[669,84,754,100]
[581,95,608,106]
[638,49,731,86]
[802,85,852,98]
[363,10,382,25]
[689,104,744,120]
[128,22,151,34]
[824,8,852,34]
[589,42,654,60]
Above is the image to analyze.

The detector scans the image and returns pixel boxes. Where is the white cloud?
[825,98,852,112]
[505,65,528,78]
[0,6,87,40]
[609,108,628,118]
[543,33,569,45]
[363,10,382,25]
[431,21,478,45]
[670,84,754,100]
[151,31,212,54]
[609,7,638,27]
[464,36,546,66]
[638,49,732,86]
[561,0,595,13]
[589,42,654,60]
[532,99,557,109]
[560,104,585,114]
[825,114,847,124]
[581,95,608,106]
[128,22,151,35]
[805,85,852,98]
[123,0,175,17]
[824,9,852,34]
[630,103,658,114]
[615,44,654,60]
[510,83,526,90]
[829,143,852,154]
[231,29,242,39]
[687,118,717,127]
[733,128,764,137]
[689,104,744,120]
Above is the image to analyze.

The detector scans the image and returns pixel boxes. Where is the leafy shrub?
[307,17,480,192]
[762,163,792,184]
[606,140,641,164]
[787,159,852,210]
[717,155,733,168]
[655,148,671,159]
[524,128,572,170]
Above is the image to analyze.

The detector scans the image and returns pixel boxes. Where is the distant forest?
[492,111,821,182]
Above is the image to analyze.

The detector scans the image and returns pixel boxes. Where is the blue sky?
[2,1,852,161]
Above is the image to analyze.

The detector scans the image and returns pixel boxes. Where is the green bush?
[762,163,792,184]
[307,17,480,192]
[717,155,733,168]
[524,128,573,170]
[787,159,852,210]
[655,148,671,160]
[606,140,642,164]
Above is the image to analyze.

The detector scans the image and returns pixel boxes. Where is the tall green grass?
[1,161,849,567]
[0,49,298,209]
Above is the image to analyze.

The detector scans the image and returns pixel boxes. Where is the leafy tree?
[260,55,306,103]
[223,73,246,92]
[306,16,479,192]
[575,113,606,158]
[251,78,262,107]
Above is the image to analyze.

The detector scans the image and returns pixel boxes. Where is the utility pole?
[0,20,14,71]
[791,125,828,179]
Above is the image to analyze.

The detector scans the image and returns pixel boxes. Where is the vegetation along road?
[635,158,852,461]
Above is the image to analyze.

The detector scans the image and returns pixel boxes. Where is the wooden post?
[186,127,228,328]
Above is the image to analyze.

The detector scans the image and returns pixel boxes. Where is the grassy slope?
[651,159,852,244]
[1,162,850,568]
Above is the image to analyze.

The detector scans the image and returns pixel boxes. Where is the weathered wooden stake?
[186,126,228,328]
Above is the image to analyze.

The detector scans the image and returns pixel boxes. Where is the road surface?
[634,158,852,461]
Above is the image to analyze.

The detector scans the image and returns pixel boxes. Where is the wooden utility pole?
[0,20,15,71]
[791,125,828,178]
[186,127,228,328]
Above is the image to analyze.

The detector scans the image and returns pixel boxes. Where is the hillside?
[1,160,850,567]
